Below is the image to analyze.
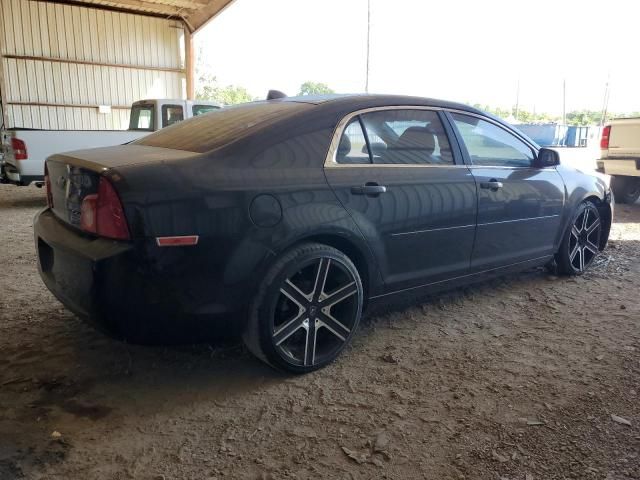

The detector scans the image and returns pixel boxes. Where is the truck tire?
[611,176,640,204]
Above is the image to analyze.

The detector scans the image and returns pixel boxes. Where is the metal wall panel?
[0,0,185,130]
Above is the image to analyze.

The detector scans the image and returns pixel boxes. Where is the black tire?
[611,176,640,204]
[556,201,602,275]
[243,243,363,373]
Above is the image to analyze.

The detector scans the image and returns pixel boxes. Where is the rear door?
[447,112,564,271]
[324,107,477,292]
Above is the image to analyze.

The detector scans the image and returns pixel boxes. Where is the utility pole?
[514,78,520,121]
[600,75,610,126]
[562,79,566,125]
[365,0,371,93]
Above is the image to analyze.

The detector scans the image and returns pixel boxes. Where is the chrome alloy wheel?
[568,204,601,272]
[271,257,359,367]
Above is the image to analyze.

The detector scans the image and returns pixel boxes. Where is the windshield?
[132,101,308,153]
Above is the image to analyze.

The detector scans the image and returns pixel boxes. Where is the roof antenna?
[267,90,287,100]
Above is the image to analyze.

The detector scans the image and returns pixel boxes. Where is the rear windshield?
[132,102,308,153]
[129,104,155,131]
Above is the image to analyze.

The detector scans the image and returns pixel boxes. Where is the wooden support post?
[185,26,195,100]
[0,56,8,129]
[0,5,9,129]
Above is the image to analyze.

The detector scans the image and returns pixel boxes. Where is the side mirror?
[537,148,560,168]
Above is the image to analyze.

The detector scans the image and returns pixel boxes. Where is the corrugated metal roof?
[42,0,235,32]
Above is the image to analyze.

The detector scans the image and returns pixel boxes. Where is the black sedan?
[35,94,613,372]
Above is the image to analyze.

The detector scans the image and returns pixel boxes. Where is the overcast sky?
[196,0,640,114]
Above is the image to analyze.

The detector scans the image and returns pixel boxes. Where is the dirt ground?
[0,184,638,480]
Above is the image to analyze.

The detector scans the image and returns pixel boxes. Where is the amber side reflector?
[156,235,199,247]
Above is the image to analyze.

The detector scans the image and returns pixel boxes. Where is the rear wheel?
[556,201,602,275]
[611,176,640,204]
[243,243,363,373]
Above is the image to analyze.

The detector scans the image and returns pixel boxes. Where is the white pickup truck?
[0,99,220,186]
[598,117,640,204]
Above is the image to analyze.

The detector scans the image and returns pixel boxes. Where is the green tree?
[470,102,640,125]
[195,70,255,105]
[298,81,334,96]
[565,110,610,126]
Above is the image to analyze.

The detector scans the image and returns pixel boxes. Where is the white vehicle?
[598,117,640,204]
[0,99,220,186]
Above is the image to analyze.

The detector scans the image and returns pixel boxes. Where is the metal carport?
[0,0,234,130]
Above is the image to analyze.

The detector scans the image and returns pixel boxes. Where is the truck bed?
[1,129,148,184]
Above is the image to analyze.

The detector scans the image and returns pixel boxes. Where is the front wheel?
[556,201,602,275]
[243,243,363,373]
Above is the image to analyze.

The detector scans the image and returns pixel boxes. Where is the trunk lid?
[46,144,198,228]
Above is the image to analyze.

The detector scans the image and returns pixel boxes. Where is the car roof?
[268,93,484,114]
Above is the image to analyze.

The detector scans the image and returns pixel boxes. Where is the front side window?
[129,104,154,131]
[360,109,454,165]
[451,113,535,167]
[162,105,184,128]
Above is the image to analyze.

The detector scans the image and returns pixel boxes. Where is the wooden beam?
[8,101,130,109]
[91,0,185,14]
[187,0,235,33]
[4,54,185,74]
[141,0,209,9]
[32,0,185,18]
[184,27,195,100]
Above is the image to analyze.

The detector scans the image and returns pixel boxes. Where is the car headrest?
[394,126,436,153]
[337,134,351,157]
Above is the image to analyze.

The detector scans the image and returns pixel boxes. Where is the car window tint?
[134,102,309,153]
[336,117,371,164]
[162,105,184,127]
[451,113,534,167]
[359,110,453,165]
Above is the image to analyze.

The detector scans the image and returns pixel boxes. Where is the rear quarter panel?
[601,119,640,176]
[114,125,384,309]
[608,119,640,157]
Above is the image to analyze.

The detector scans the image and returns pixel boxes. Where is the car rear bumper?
[34,208,248,342]
[598,157,640,176]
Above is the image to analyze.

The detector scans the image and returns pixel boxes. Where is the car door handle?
[480,180,503,191]
[351,183,387,196]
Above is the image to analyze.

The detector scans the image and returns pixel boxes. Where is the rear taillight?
[44,164,53,208]
[11,137,28,160]
[600,125,611,149]
[79,177,130,240]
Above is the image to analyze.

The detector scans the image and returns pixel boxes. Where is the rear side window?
[336,118,371,164]
[192,104,219,116]
[129,104,154,131]
[451,113,535,167]
[162,105,184,127]
[359,110,454,165]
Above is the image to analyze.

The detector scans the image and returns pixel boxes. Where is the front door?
[325,108,477,292]
[448,112,565,271]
